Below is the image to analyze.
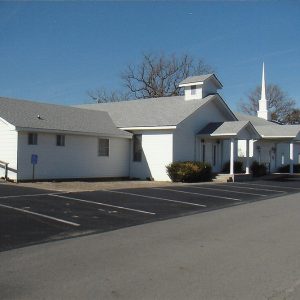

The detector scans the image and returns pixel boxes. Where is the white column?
[290,142,294,174]
[246,140,250,174]
[230,138,235,175]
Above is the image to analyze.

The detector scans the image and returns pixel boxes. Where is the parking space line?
[222,183,286,193]
[185,186,267,196]
[232,182,300,191]
[0,203,80,227]
[102,189,206,207]
[0,193,58,199]
[154,188,241,201]
[50,194,156,215]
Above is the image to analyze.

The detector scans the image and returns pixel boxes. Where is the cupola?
[179,74,223,101]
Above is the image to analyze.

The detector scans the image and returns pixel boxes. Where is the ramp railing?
[0,160,9,180]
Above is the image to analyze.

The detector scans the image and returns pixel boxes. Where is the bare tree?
[283,108,300,125]
[87,89,130,103]
[121,53,214,99]
[238,84,298,124]
[88,53,214,102]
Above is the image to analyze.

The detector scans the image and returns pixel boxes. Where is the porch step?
[213,174,233,183]
[213,173,253,183]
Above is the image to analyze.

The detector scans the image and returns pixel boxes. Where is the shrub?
[222,161,244,173]
[250,161,267,177]
[277,164,300,173]
[277,164,289,173]
[166,161,212,183]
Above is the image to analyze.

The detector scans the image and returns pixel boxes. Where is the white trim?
[261,135,295,138]
[119,126,176,131]
[179,81,204,87]
[15,127,132,139]
[211,133,236,136]
[0,117,16,130]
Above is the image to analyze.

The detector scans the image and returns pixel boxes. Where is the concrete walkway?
[1,192,300,299]
[9,180,176,193]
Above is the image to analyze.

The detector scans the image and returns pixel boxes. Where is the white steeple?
[257,62,271,120]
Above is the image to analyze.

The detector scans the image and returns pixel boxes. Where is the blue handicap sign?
[31,154,38,165]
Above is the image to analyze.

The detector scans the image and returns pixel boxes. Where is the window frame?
[133,134,142,162]
[56,134,65,147]
[98,138,109,157]
[191,85,197,95]
[28,133,38,145]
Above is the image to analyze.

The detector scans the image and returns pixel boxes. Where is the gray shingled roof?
[234,112,273,126]
[0,97,131,138]
[255,125,300,138]
[179,74,223,87]
[76,95,222,128]
[198,121,250,136]
[235,112,300,139]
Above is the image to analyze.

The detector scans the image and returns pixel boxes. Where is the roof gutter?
[15,127,132,139]
[119,126,177,131]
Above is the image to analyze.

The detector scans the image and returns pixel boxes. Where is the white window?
[133,135,142,162]
[281,153,285,165]
[191,85,196,95]
[98,138,109,156]
[28,133,38,145]
[56,135,65,147]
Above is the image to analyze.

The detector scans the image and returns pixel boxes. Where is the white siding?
[17,132,130,180]
[202,80,218,98]
[0,119,18,180]
[173,99,234,163]
[183,81,218,101]
[130,131,173,181]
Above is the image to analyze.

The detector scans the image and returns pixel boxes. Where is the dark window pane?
[133,135,142,162]
[98,139,109,156]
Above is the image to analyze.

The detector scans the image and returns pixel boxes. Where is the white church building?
[0,66,299,182]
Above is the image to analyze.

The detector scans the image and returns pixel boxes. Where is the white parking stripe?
[222,183,286,193]
[185,186,267,196]
[102,189,206,207]
[50,194,156,215]
[0,193,57,199]
[0,203,80,227]
[232,182,300,191]
[154,188,241,201]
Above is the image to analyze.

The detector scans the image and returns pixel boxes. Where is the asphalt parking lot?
[1,178,300,252]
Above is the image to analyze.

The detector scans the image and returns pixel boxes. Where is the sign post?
[31,154,38,181]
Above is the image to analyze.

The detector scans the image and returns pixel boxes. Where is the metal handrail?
[0,160,9,180]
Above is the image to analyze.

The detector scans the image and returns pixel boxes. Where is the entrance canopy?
[197,121,260,140]
[255,125,300,141]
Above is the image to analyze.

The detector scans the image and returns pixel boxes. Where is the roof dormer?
[179,74,222,101]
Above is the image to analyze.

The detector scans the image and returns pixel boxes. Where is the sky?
[0,1,299,110]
